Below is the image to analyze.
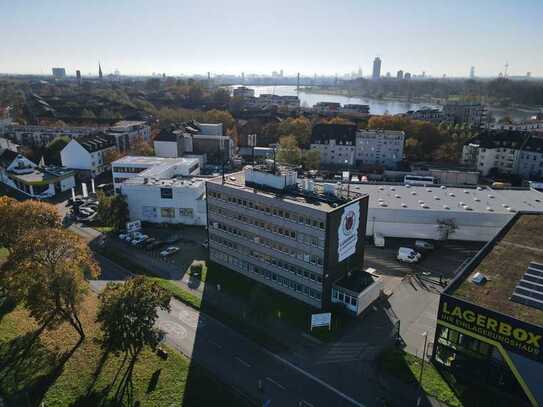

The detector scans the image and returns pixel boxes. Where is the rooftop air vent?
[411,191,417,195]
[471,272,487,285]
[449,193,455,197]
[487,207,494,212]
[508,207,516,213]
[477,186,483,191]
[434,196,440,200]
[379,186,384,191]
[390,187,395,191]
[474,197,480,202]
[418,200,424,204]
[443,205,450,210]
[426,188,432,192]
[464,206,473,211]
[401,203,407,208]
[441,185,447,190]
[405,184,411,188]
[395,194,401,198]
[421,204,429,209]
[488,194,495,199]
[464,190,469,194]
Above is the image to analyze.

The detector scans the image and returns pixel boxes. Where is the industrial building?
[347,183,543,245]
[206,166,383,314]
[433,212,543,407]
[116,156,206,225]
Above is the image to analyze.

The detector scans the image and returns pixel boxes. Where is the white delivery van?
[397,252,419,263]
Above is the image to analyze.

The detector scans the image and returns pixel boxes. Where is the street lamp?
[417,331,428,406]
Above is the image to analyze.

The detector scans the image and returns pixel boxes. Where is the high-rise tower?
[98,63,103,80]
[372,57,381,79]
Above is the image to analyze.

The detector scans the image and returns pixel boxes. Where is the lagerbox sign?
[438,295,543,361]
[338,201,360,262]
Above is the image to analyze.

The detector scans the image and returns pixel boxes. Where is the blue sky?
[1,0,541,77]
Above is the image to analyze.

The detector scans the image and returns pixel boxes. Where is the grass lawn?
[0,247,8,262]
[93,226,114,234]
[378,348,462,406]
[0,292,252,407]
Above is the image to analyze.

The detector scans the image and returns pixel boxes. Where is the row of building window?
[210,222,323,266]
[208,205,324,248]
[210,248,322,301]
[113,166,146,174]
[332,288,358,307]
[208,191,325,230]
[210,234,323,283]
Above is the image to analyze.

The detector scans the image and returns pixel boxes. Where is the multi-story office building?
[52,67,66,78]
[310,123,405,169]
[372,57,382,79]
[206,165,381,314]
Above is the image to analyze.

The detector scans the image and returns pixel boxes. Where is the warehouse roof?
[450,213,543,326]
[348,183,543,215]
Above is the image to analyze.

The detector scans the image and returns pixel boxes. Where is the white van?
[397,252,419,263]
[415,240,435,251]
[398,247,421,261]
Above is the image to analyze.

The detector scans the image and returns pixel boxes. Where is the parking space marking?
[235,356,252,368]
[266,377,287,390]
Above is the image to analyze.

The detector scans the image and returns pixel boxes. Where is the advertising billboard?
[337,200,360,262]
[438,294,543,361]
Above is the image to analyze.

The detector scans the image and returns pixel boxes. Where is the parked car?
[397,247,421,263]
[415,240,435,251]
[160,246,179,257]
[131,235,149,246]
[118,233,128,241]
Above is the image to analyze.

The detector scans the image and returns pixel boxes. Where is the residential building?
[106,120,151,152]
[372,57,382,79]
[313,102,341,115]
[52,67,66,78]
[310,124,405,169]
[154,121,233,164]
[433,213,543,407]
[340,104,370,117]
[233,86,255,98]
[355,129,405,168]
[111,155,200,193]
[0,150,75,198]
[443,102,488,127]
[116,156,205,225]
[489,120,543,132]
[406,108,443,123]
[461,130,543,178]
[206,165,379,314]
[310,123,357,166]
[60,133,116,176]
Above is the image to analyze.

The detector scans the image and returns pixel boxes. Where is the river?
[233,85,438,115]
[233,85,537,121]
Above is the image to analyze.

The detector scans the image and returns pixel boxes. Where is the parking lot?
[108,224,209,280]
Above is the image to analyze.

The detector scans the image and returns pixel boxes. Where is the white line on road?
[266,377,286,390]
[300,401,315,407]
[208,339,223,350]
[235,356,252,368]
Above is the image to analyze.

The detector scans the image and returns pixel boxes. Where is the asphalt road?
[92,254,368,407]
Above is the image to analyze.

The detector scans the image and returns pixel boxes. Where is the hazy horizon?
[1,0,542,78]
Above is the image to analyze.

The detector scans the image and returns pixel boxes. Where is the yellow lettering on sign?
[463,310,476,323]
[499,323,512,337]
[476,314,486,328]
[513,328,528,342]
[451,306,462,318]
[527,333,541,347]
[486,317,498,332]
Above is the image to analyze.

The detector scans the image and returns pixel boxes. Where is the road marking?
[266,377,286,390]
[262,348,364,406]
[208,340,223,350]
[235,356,251,368]
[160,321,188,339]
[300,401,315,407]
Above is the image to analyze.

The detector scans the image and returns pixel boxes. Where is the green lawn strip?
[379,348,462,406]
[97,249,289,352]
[93,226,114,234]
[0,247,8,261]
[0,297,251,407]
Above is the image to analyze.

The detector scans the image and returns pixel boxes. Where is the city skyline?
[0,0,542,78]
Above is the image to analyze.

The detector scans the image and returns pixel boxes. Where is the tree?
[97,277,171,402]
[97,192,129,231]
[0,197,61,254]
[277,117,311,146]
[277,135,301,166]
[44,135,70,165]
[1,228,99,339]
[302,149,320,170]
[80,108,96,119]
[128,138,154,156]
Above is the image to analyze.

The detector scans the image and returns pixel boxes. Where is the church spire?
[98,62,103,79]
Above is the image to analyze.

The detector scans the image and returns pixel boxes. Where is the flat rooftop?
[112,156,182,166]
[208,171,357,212]
[334,271,376,294]
[451,213,543,326]
[124,176,205,189]
[349,184,543,215]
